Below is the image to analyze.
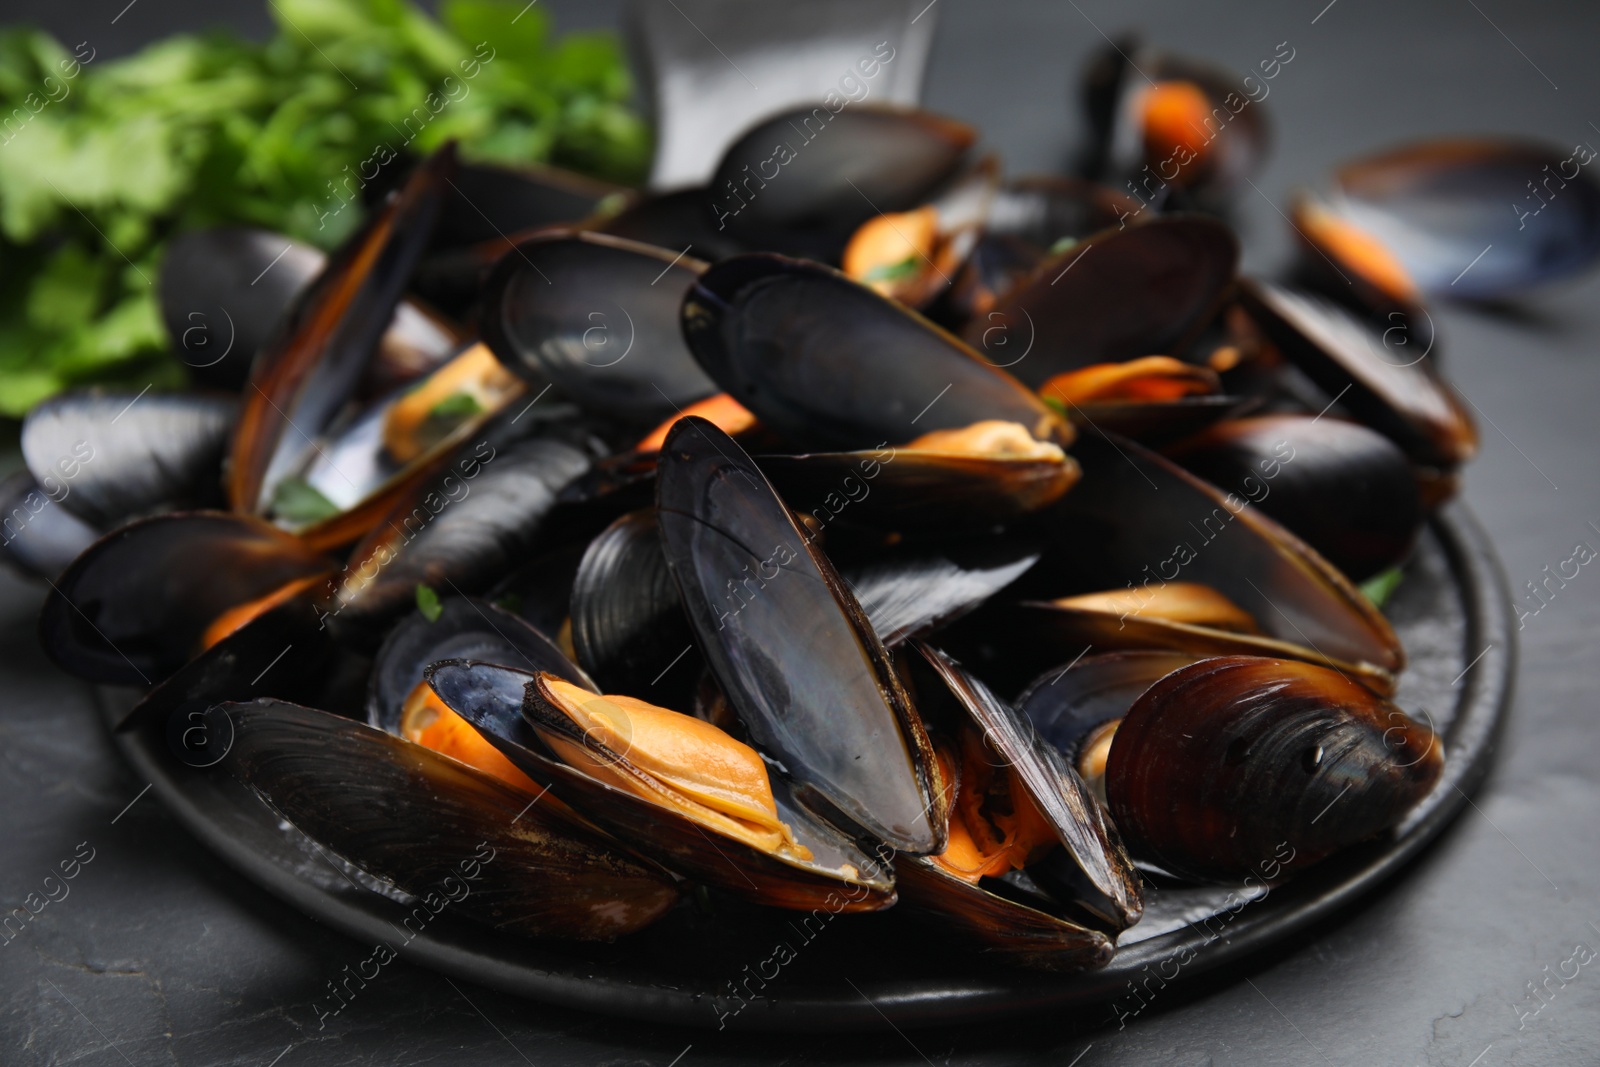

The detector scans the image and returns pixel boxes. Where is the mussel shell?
[427,660,897,911]
[911,643,1142,932]
[655,417,948,854]
[712,105,975,260]
[1017,650,1203,758]
[1058,394,1248,447]
[38,512,334,685]
[682,254,1067,451]
[329,435,591,632]
[599,188,749,263]
[367,596,592,734]
[22,390,236,528]
[844,539,1040,647]
[430,159,625,249]
[1105,656,1443,883]
[759,446,1080,536]
[159,228,324,391]
[223,697,679,940]
[480,232,716,423]
[231,145,453,515]
[963,217,1238,387]
[1322,138,1600,298]
[1237,279,1476,469]
[1000,430,1402,692]
[569,509,700,705]
[1166,414,1422,580]
[0,471,99,580]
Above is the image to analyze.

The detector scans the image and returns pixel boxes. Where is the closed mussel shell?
[1105,656,1443,883]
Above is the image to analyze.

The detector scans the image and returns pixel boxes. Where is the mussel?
[1104,656,1443,883]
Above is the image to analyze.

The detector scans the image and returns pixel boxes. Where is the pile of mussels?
[13,45,1600,970]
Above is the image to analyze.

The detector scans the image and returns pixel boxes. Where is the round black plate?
[102,501,1512,1033]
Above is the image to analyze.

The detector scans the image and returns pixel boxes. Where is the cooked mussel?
[682,254,1067,451]
[426,660,897,911]
[0,471,100,580]
[710,104,975,261]
[22,389,235,528]
[230,144,453,517]
[480,232,717,423]
[656,416,949,854]
[842,158,999,308]
[38,512,334,685]
[963,217,1238,387]
[224,697,679,940]
[1040,355,1244,445]
[1104,656,1443,883]
[1236,279,1476,470]
[1166,413,1422,580]
[1295,138,1600,300]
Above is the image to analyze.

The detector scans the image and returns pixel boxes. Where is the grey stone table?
[4,0,1599,1063]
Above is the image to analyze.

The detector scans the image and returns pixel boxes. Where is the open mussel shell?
[159,228,325,391]
[0,471,100,580]
[1018,650,1204,765]
[1106,656,1443,883]
[1166,413,1422,580]
[1062,395,1247,446]
[599,188,750,264]
[844,538,1040,648]
[39,512,334,685]
[1082,38,1271,200]
[426,660,897,911]
[1308,138,1600,300]
[223,697,679,940]
[367,596,592,734]
[911,643,1142,933]
[569,509,700,705]
[682,254,1067,452]
[480,232,716,423]
[759,439,1079,537]
[429,159,627,249]
[656,417,949,854]
[230,144,453,516]
[964,217,1239,387]
[1237,279,1476,470]
[992,430,1403,693]
[329,435,591,633]
[711,104,975,260]
[22,390,235,528]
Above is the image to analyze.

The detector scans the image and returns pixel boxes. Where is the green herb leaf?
[428,390,483,420]
[416,583,443,622]
[1048,235,1080,256]
[270,476,342,524]
[1359,567,1404,609]
[863,255,922,284]
[1041,394,1068,418]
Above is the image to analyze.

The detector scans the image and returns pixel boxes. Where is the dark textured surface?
[4,0,1600,1064]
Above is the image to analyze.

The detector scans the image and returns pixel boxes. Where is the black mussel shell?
[39,512,334,685]
[1105,656,1444,883]
[964,217,1238,387]
[911,642,1142,933]
[480,232,716,423]
[430,159,626,249]
[159,228,324,391]
[1237,279,1476,470]
[711,105,975,260]
[843,538,1040,647]
[569,509,700,706]
[1311,138,1600,300]
[231,145,453,516]
[427,660,897,911]
[1166,413,1422,580]
[656,416,948,854]
[0,471,99,580]
[1018,650,1203,760]
[22,389,236,528]
[223,697,679,940]
[329,435,591,633]
[599,188,749,263]
[367,596,592,733]
[682,254,1067,451]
